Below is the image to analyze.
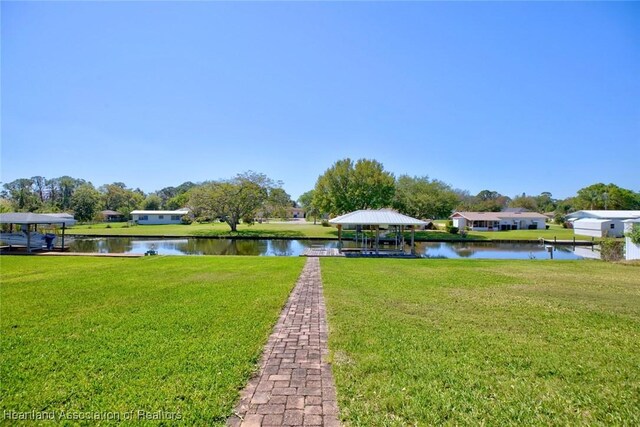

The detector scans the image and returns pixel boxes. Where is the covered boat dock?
[0,213,77,253]
[329,209,428,256]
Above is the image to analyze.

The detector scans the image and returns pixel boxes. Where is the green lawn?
[345,223,585,242]
[321,258,640,425]
[67,221,589,242]
[468,223,583,241]
[66,221,339,238]
[0,256,305,424]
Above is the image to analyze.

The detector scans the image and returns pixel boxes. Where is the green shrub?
[553,212,566,225]
[599,237,624,262]
[105,224,111,229]
[445,220,458,234]
[625,223,640,245]
[321,219,330,227]
[181,215,193,225]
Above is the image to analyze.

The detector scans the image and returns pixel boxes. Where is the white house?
[130,209,189,225]
[450,211,547,231]
[623,219,640,260]
[567,210,640,238]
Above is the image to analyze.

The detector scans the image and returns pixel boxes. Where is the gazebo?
[0,213,77,253]
[329,209,428,256]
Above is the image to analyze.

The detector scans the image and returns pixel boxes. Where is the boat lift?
[0,213,77,253]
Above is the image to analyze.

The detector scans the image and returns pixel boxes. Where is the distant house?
[288,207,305,219]
[100,210,125,222]
[450,211,547,231]
[623,219,640,260]
[130,209,189,225]
[567,210,640,238]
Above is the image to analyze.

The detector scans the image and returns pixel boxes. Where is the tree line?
[0,172,294,230]
[2,159,639,226]
[297,158,640,222]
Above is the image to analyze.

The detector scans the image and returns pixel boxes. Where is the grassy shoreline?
[0,256,305,424]
[321,258,640,425]
[66,222,591,242]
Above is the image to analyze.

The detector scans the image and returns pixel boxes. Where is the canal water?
[69,237,589,259]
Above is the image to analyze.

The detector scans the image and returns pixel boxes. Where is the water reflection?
[72,237,134,254]
[416,242,582,260]
[69,238,584,259]
[70,238,341,256]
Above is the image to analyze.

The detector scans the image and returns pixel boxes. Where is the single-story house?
[289,207,305,219]
[623,219,640,260]
[130,208,189,225]
[450,211,547,231]
[567,210,640,238]
[100,210,125,222]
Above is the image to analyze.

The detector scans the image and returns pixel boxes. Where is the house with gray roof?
[450,211,548,231]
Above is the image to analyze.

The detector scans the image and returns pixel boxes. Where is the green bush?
[181,215,193,225]
[445,220,458,234]
[553,212,566,225]
[599,237,624,262]
[321,219,330,227]
[625,223,640,245]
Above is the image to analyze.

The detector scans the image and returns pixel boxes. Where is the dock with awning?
[0,213,77,253]
[329,209,428,256]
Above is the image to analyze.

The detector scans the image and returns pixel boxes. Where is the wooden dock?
[301,247,344,257]
[541,239,594,246]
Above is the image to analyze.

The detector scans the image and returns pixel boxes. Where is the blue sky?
[2,2,638,201]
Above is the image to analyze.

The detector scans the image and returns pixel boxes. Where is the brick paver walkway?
[228,257,340,427]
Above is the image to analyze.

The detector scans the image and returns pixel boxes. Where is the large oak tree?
[313,158,395,216]
[188,171,277,231]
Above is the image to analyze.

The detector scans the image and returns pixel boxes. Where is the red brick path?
[228,258,340,427]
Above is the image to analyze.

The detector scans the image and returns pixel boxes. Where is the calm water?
[69,237,587,259]
[416,242,585,260]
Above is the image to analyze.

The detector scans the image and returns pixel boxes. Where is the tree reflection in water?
[69,238,584,259]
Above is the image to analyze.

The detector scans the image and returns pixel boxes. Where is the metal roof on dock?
[329,209,427,226]
[0,213,77,226]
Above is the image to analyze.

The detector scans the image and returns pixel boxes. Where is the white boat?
[0,232,57,250]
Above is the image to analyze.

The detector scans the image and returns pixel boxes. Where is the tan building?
[450,211,548,231]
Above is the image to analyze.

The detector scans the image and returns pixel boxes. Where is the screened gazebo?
[329,209,427,256]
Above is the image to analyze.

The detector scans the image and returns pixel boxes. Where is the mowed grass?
[422,223,585,241]
[468,223,582,241]
[67,221,338,239]
[68,221,589,242]
[0,256,305,424]
[321,259,640,425]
